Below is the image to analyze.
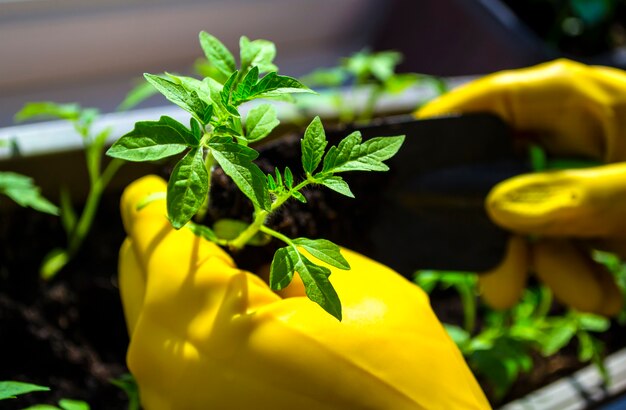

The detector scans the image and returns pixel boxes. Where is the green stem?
[228,208,269,250]
[67,158,124,255]
[459,285,477,334]
[536,285,553,319]
[228,179,311,250]
[259,225,293,245]
[358,85,382,123]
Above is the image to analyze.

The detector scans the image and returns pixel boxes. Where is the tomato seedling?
[12,103,125,279]
[299,49,448,124]
[107,32,405,320]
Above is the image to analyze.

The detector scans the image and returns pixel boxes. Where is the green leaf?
[284,167,294,188]
[443,324,471,347]
[368,51,402,82]
[269,247,295,290]
[413,270,442,294]
[194,57,229,83]
[239,36,277,74]
[232,72,313,105]
[0,381,49,400]
[271,246,342,320]
[274,168,283,189]
[214,124,241,138]
[144,74,209,121]
[107,116,195,161]
[190,118,203,141]
[540,321,577,356]
[187,221,219,242]
[167,148,209,229]
[165,73,208,100]
[577,331,596,362]
[301,116,327,174]
[232,66,260,105]
[201,104,214,125]
[245,103,279,142]
[300,67,347,88]
[384,73,419,94]
[342,50,402,84]
[266,174,277,190]
[0,172,59,215]
[509,322,545,342]
[14,102,81,123]
[294,249,342,321]
[292,238,350,270]
[220,71,241,116]
[165,74,217,124]
[469,340,529,399]
[318,176,354,198]
[58,399,90,410]
[577,313,611,332]
[209,139,270,211]
[322,133,405,173]
[40,247,70,280]
[110,374,140,410]
[199,31,236,80]
[343,50,371,79]
[291,190,307,203]
[201,77,230,117]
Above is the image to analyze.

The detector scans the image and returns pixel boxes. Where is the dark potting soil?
[0,132,382,409]
[1,132,625,408]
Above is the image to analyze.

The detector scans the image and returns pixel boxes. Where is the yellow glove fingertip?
[533,239,604,313]
[121,175,168,234]
[478,235,529,310]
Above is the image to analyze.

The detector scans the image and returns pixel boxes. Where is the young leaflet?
[107,32,405,320]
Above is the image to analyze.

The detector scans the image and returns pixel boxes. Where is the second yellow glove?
[417,59,626,315]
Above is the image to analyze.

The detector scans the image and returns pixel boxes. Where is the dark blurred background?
[2,0,625,127]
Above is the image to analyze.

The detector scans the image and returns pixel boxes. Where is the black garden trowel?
[333,113,533,276]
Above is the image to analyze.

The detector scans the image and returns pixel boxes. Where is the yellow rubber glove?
[118,175,491,410]
[416,59,626,315]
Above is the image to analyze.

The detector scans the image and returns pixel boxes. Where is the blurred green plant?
[14,103,125,279]
[0,381,89,409]
[0,139,59,215]
[298,49,448,124]
[110,373,140,410]
[414,254,625,402]
[119,48,448,129]
[1,376,139,410]
[0,171,59,216]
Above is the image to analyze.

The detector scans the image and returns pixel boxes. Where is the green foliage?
[0,376,139,409]
[299,49,449,123]
[0,381,89,409]
[110,374,141,410]
[414,265,621,402]
[0,381,49,400]
[14,102,125,279]
[107,32,405,320]
[0,172,59,215]
[23,399,91,410]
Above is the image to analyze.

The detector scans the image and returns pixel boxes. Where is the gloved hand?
[118,175,491,410]
[416,59,626,315]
